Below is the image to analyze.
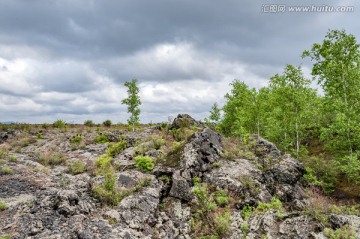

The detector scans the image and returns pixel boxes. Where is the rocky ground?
[0,114,359,239]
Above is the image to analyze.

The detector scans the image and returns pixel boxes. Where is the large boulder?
[169,114,199,130]
[168,128,222,201]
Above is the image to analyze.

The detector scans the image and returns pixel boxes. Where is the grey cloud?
[0,0,359,123]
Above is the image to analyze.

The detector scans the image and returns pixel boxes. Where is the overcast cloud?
[0,0,359,123]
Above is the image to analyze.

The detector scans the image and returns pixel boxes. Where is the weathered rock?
[264,155,307,205]
[278,216,324,239]
[180,128,222,180]
[168,128,222,201]
[254,136,281,159]
[169,114,199,130]
[0,130,18,144]
[104,210,121,222]
[169,171,193,201]
[107,132,124,142]
[330,214,360,237]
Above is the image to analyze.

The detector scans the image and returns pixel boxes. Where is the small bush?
[84,120,95,127]
[36,132,43,139]
[324,225,356,239]
[70,135,82,144]
[214,211,231,237]
[135,156,154,172]
[241,205,254,220]
[39,151,67,166]
[241,221,249,235]
[106,141,127,158]
[53,119,66,129]
[48,153,66,165]
[214,190,229,207]
[0,150,6,159]
[68,160,85,175]
[1,165,13,174]
[0,200,9,211]
[103,120,112,127]
[255,197,282,213]
[93,184,130,207]
[151,136,165,150]
[94,134,109,144]
[95,154,113,173]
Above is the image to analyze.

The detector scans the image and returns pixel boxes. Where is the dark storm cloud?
[0,0,359,122]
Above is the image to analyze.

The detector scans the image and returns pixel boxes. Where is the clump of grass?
[0,150,6,159]
[0,200,9,211]
[36,132,43,139]
[7,155,17,162]
[255,197,282,213]
[93,168,131,206]
[214,190,229,207]
[70,135,82,144]
[191,179,232,238]
[1,165,13,174]
[324,225,356,239]
[68,160,85,175]
[38,151,67,166]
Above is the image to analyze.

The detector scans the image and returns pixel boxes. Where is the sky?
[0,0,359,124]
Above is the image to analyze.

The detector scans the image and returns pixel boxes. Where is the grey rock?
[279,216,323,239]
[104,210,121,222]
[169,171,193,201]
[169,114,198,130]
[254,136,281,159]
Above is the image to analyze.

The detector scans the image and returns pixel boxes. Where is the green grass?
[0,200,9,211]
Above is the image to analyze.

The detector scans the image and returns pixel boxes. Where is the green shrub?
[106,141,127,158]
[7,156,16,162]
[93,184,130,207]
[241,221,249,234]
[70,135,82,144]
[337,155,360,184]
[95,154,113,174]
[135,156,154,172]
[324,225,356,239]
[302,155,339,194]
[241,205,254,220]
[53,119,66,128]
[36,132,43,139]
[84,120,95,127]
[0,150,5,159]
[214,190,229,207]
[255,197,282,213]
[48,153,67,165]
[214,211,231,237]
[151,136,165,150]
[1,165,13,174]
[0,200,9,211]
[38,151,66,166]
[103,120,112,127]
[68,160,85,175]
[94,134,109,144]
